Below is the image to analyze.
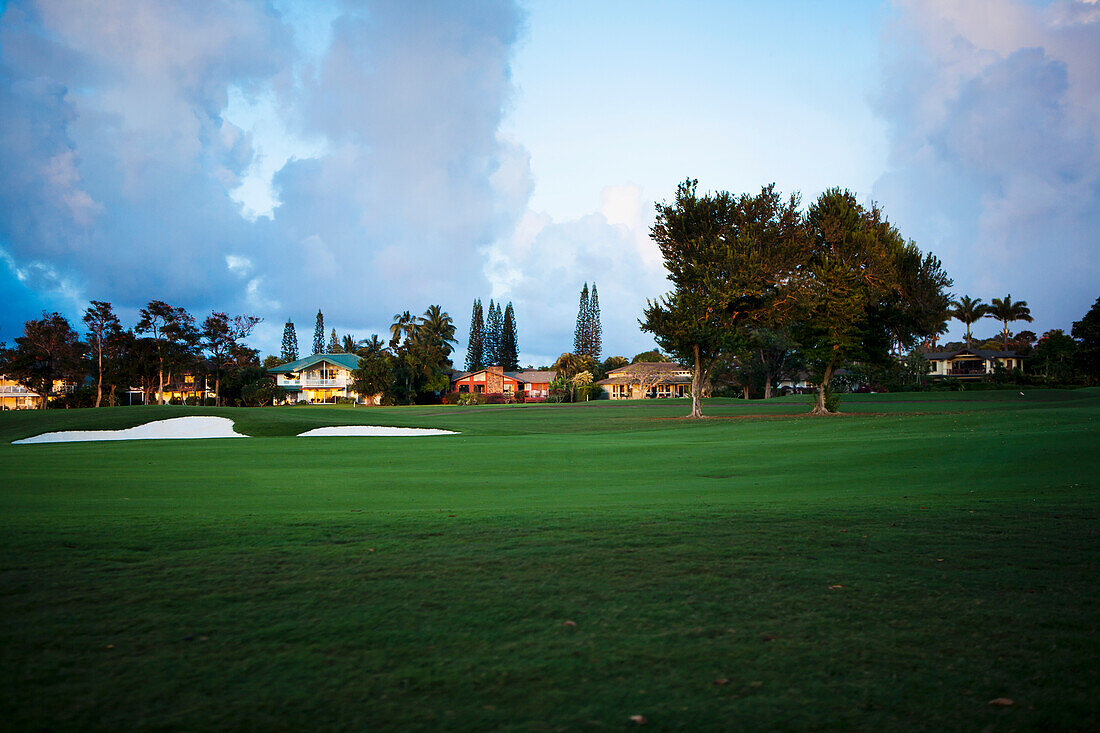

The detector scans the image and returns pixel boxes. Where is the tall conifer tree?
[466,299,485,371]
[574,283,591,356]
[313,309,325,355]
[328,328,341,352]
[501,302,519,370]
[589,283,602,360]
[281,321,299,362]
[485,300,502,365]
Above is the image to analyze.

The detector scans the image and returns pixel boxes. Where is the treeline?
[347,306,457,405]
[465,299,518,371]
[1,301,265,408]
[641,180,954,417]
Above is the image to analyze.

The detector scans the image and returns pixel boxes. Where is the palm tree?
[355,334,388,358]
[389,311,414,348]
[948,296,989,349]
[418,305,457,357]
[988,294,1033,351]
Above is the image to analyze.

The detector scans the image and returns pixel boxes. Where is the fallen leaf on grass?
[563,620,577,628]
[762,634,776,642]
[988,698,1015,707]
[713,678,730,686]
[828,585,844,590]
[629,715,647,724]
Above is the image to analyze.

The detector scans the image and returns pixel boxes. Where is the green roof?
[267,353,361,374]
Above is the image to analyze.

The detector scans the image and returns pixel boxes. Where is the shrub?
[483,392,514,404]
[334,396,356,405]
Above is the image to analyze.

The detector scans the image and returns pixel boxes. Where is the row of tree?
[641,180,953,417]
[574,283,602,361]
[1,301,264,408]
[465,300,519,371]
[946,295,1033,350]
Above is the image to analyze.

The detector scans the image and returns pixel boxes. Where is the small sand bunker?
[297,426,457,437]
[13,416,246,444]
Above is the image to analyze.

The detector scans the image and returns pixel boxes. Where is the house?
[160,374,216,404]
[0,377,80,409]
[596,362,692,399]
[451,365,557,400]
[0,376,43,409]
[924,349,1023,379]
[266,353,379,404]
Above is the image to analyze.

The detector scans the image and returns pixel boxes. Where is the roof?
[597,374,692,386]
[607,361,689,376]
[511,370,556,383]
[451,368,557,384]
[923,349,1020,360]
[267,353,361,374]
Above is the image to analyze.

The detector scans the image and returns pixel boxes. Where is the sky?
[0,0,1097,367]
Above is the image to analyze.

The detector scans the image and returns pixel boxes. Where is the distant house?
[266,353,379,404]
[924,349,1023,379]
[596,362,691,399]
[451,365,557,400]
[0,375,43,409]
[160,374,216,404]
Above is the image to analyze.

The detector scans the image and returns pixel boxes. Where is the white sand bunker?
[297,426,457,437]
[13,416,246,444]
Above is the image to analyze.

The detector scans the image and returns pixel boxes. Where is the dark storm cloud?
[873,0,1100,336]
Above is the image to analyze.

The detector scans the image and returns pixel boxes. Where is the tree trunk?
[215,375,221,407]
[742,385,749,400]
[811,359,836,415]
[157,356,165,406]
[764,372,772,400]
[95,338,103,408]
[688,344,704,418]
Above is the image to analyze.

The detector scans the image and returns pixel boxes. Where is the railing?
[0,385,35,394]
[278,378,347,388]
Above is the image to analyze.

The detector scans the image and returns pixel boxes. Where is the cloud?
[872,0,1100,337]
[0,0,529,351]
[480,184,667,366]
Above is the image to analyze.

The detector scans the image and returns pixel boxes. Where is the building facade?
[266,354,379,404]
[924,349,1023,379]
[597,362,692,399]
[451,366,557,400]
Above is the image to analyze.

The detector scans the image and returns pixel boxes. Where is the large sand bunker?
[296,426,457,437]
[12,416,246,444]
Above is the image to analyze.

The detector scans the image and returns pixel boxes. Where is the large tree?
[327,328,341,353]
[988,295,1033,351]
[312,309,325,355]
[83,301,121,408]
[351,341,393,404]
[500,302,519,371]
[484,300,502,366]
[588,283,602,361]
[948,296,989,349]
[796,189,922,414]
[642,180,806,417]
[202,312,261,406]
[135,301,197,405]
[280,321,299,363]
[1071,296,1100,383]
[574,283,591,357]
[466,299,485,371]
[3,312,86,408]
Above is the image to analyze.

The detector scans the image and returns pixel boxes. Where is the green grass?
[2,391,1098,730]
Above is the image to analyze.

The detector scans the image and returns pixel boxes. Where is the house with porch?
[266,353,380,404]
[451,366,557,400]
[924,349,1023,379]
[597,362,692,399]
[0,376,43,409]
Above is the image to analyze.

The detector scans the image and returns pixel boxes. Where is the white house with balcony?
[266,353,379,404]
[924,348,1023,379]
